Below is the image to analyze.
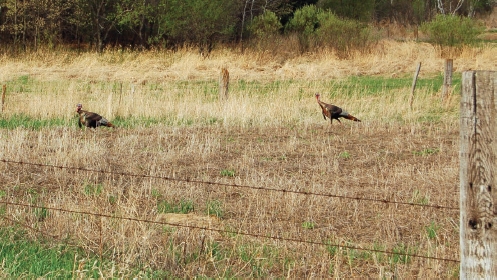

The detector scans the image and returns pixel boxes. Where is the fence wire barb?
[1,158,459,210]
[1,200,460,264]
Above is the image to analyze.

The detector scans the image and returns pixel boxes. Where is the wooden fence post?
[1,84,5,113]
[219,67,229,101]
[442,59,453,102]
[460,70,497,278]
[409,62,421,110]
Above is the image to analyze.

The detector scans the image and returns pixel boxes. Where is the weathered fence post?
[409,62,421,110]
[460,70,497,278]
[1,84,5,113]
[442,59,453,102]
[219,67,229,101]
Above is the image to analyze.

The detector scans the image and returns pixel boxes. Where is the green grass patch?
[0,114,67,129]
[83,183,103,197]
[157,199,194,214]
[302,221,316,229]
[339,151,350,159]
[326,242,339,257]
[34,206,49,222]
[410,189,430,205]
[0,226,172,278]
[391,243,416,264]
[108,195,117,205]
[220,169,236,177]
[8,75,34,93]
[0,227,99,278]
[425,221,440,240]
[341,241,373,265]
[320,74,462,97]
[235,243,279,277]
[206,200,224,218]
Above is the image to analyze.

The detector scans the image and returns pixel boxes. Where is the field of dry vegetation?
[0,39,496,277]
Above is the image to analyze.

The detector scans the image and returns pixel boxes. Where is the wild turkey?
[76,103,115,129]
[315,93,361,125]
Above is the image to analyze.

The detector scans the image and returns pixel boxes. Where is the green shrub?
[286,5,321,53]
[316,11,378,57]
[286,6,378,56]
[247,11,283,53]
[248,11,282,39]
[420,14,484,47]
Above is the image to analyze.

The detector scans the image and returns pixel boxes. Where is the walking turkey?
[315,93,361,125]
[76,103,115,129]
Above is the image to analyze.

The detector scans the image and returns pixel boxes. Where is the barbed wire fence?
[0,158,460,266]
[1,159,459,211]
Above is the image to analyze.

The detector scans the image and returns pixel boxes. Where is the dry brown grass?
[0,39,495,84]
[0,123,460,278]
[0,39,483,277]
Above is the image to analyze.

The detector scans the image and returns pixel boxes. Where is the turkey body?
[76,104,115,129]
[315,93,361,124]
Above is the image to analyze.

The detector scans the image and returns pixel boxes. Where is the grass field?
[0,39,494,277]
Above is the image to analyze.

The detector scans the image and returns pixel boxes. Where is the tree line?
[0,0,493,53]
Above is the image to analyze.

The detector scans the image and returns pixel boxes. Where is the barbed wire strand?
[1,159,459,210]
[1,200,460,264]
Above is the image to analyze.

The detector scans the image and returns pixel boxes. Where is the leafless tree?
[436,0,465,15]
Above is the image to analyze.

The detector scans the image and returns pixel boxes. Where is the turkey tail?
[344,114,361,122]
[98,117,116,128]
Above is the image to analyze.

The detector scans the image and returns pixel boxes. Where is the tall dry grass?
[0,39,484,277]
[0,75,459,130]
[0,40,495,84]
[0,39,490,126]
